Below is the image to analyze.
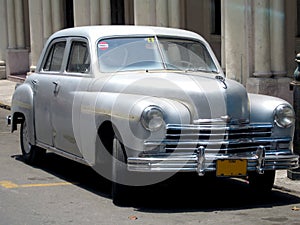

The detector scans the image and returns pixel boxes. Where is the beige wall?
[0,0,299,102]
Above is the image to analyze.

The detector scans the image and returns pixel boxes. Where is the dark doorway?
[111,0,125,25]
[211,0,221,35]
[297,0,300,37]
[65,0,74,28]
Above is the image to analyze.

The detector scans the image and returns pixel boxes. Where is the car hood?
[91,71,250,123]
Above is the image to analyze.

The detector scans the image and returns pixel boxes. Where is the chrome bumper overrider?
[127,147,299,175]
[6,115,11,126]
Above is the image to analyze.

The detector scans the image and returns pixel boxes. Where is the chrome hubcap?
[22,121,31,154]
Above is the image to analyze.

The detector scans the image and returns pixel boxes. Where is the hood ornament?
[215,75,227,89]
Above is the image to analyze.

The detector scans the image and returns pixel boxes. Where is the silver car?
[10,26,299,205]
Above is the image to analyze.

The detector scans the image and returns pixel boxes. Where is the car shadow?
[13,152,300,212]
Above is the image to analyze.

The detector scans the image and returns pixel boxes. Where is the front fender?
[249,93,294,137]
[11,82,35,144]
[73,91,191,164]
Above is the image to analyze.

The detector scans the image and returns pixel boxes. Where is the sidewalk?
[0,78,299,195]
[0,79,20,110]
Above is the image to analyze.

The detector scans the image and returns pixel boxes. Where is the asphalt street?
[0,107,300,224]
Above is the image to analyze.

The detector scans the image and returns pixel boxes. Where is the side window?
[67,41,90,73]
[43,41,66,72]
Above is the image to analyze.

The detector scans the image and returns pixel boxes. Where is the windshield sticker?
[147,38,155,43]
[146,38,155,49]
[98,41,109,50]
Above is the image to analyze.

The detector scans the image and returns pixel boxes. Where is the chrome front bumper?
[127,147,299,175]
[128,123,299,175]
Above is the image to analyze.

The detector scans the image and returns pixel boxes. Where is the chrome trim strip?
[36,142,88,165]
[166,123,273,130]
[144,137,291,147]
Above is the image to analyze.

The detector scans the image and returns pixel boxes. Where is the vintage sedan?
[10,26,299,205]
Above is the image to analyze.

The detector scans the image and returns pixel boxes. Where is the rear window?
[43,41,66,72]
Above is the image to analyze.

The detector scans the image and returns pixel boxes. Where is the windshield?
[98,36,218,73]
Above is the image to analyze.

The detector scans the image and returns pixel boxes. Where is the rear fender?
[11,83,35,144]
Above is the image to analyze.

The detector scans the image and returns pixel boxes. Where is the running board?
[36,142,88,166]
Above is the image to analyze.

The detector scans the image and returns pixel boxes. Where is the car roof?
[50,25,205,42]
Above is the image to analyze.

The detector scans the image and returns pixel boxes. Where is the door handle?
[52,81,60,95]
[31,79,38,85]
[31,79,38,93]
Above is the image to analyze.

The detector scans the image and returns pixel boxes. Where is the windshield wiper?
[195,68,219,74]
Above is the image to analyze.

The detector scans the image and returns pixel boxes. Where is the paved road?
[1,108,300,225]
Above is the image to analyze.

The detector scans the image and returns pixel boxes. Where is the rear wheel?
[248,170,275,194]
[20,119,46,165]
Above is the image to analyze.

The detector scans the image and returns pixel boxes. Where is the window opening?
[43,42,66,72]
[67,41,90,73]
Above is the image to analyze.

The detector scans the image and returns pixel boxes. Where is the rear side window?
[67,41,90,73]
[43,41,66,72]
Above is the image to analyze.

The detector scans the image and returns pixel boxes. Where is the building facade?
[0,0,299,102]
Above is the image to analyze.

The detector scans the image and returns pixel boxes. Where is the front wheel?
[248,170,275,194]
[20,119,46,165]
[111,137,133,206]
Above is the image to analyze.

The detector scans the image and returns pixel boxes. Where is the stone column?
[246,0,291,102]
[270,0,286,76]
[134,0,156,26]
[0,0,7,78]
[90,0,100,25]
[223,0,249,84]
[100,0,111,25]
[6,0,29,76]
[7,0,16,49]
[124,0,134,25]
[221,0,226,70]
[28,0,44,69]
[270,0,291,101]
[74,0,90,26]
[168,0,180,28]
[156,0,168,27]
[51,0,63,32]
[253,0,271,77]
[42,0,52,42]
[14,0,25,48]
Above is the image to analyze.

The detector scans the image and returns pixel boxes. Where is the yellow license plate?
[216,159,247,177]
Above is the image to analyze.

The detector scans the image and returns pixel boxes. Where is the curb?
[273,184,300,195]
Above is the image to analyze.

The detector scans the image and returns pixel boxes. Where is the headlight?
[141,106,165,131]
[274,104,295,128]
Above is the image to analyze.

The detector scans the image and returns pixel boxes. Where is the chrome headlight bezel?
[141,106,165,131]
[274,104,295,128]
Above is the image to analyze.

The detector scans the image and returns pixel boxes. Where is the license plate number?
[216,159,247,177]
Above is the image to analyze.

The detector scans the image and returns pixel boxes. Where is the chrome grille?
[144,123,292,154]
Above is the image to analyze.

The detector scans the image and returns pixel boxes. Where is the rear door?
[34,39,67,146]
